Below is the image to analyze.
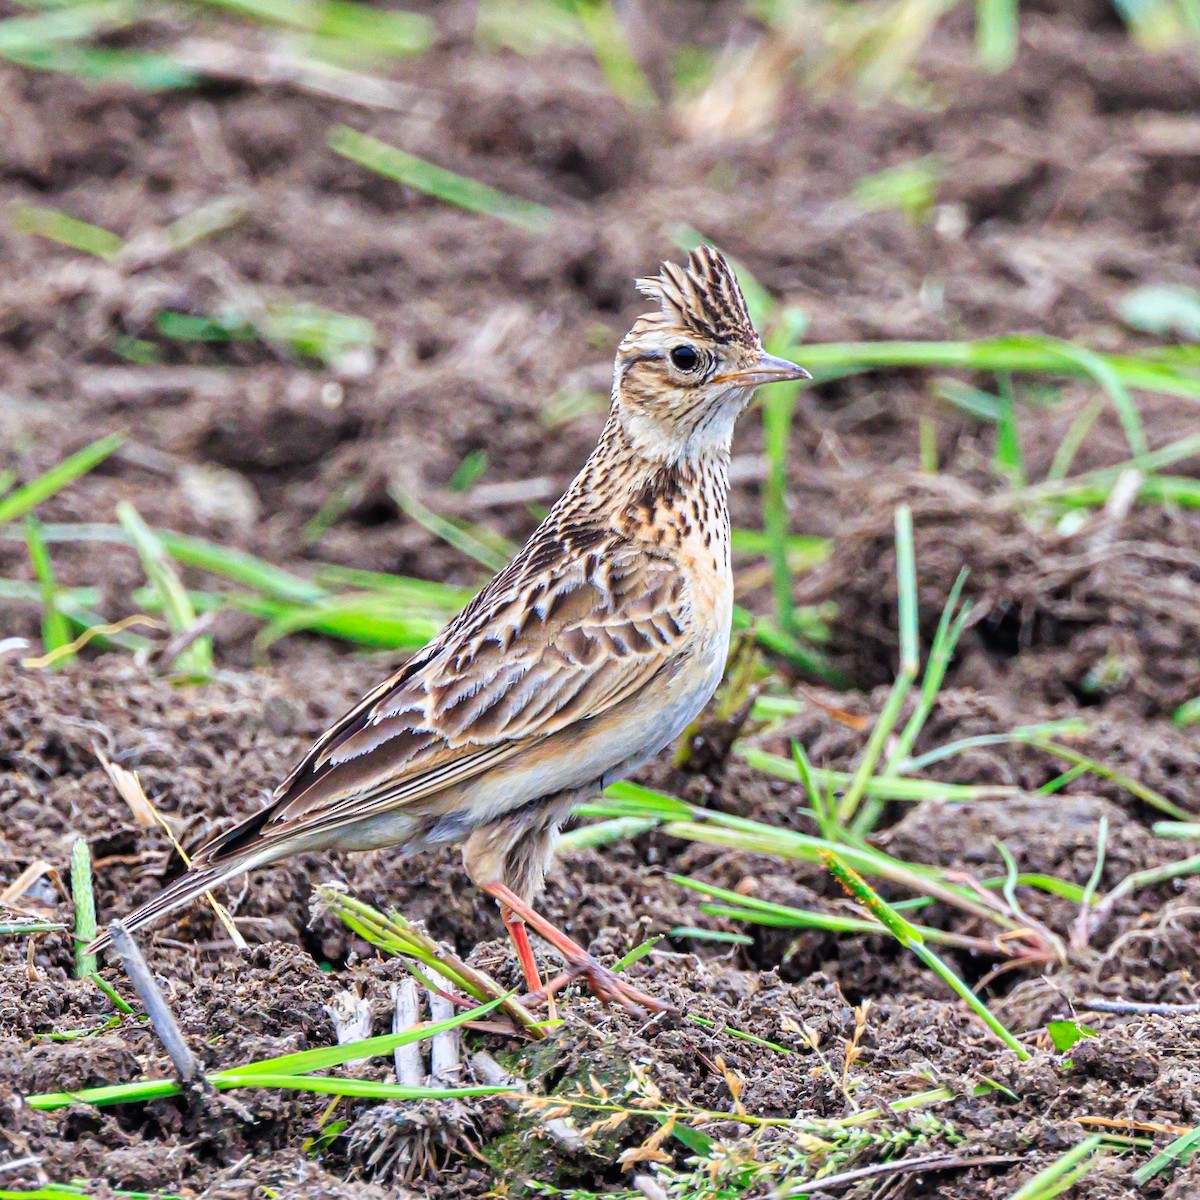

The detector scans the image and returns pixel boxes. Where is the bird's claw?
[528,955,670,1016]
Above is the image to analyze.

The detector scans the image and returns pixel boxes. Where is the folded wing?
[196,538,689,864]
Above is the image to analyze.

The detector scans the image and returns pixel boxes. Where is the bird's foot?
[485,881,670,1016]
[526,958,670,1016]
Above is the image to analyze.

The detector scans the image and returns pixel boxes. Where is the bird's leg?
[501,908,544,995]
[482,881,670,1015]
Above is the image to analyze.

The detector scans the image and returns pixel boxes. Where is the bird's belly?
[600,630,729,783]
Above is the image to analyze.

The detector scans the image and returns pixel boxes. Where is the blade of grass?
[1047,396,1106,481]
[572,0,655,110]
[70,839,97,979]
[558,815,660,850]
[798,336,1200,405]
[0,1186,182,1200]
[712,745,1020,802]
[1024,739,1193,821]
[254,595,444,652]
[25,516,72,660]
[897,720,1090,771]
[976,0,1018,69]
[390,486,514,572]
[731,607,845,685]
[329,125,555,231]
[655,815,1028,934]
[0,0,136,62]
[12,204,122,259]
[685,1014,793,1054]
[1071,815,1108,950]
[1095,852,1200,918]
[314,887,543,1035]
[194,0,433,55]
[1132,1124,1200,1185]
[1152,821,1200,840]
[1008,1136,1105,1199]
[993,374,1025,483]
[840,506,920,831]
[884,569,971,768]
[673,874,1008,953]
[825,852,1030,1059]
[0,434,123,527]
[24,995,511,1110]
[793,738,838,842]
[667,926,753,945]
[611,935,660,972]
[116,502,212,680]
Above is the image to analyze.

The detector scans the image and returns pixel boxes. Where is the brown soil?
[2,2,1200,1197]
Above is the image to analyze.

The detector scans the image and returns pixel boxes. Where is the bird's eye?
[669,344,700,372]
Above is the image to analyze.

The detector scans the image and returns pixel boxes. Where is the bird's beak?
[713,352,812,388]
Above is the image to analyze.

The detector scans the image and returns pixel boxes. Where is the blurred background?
[0,0,1198,701]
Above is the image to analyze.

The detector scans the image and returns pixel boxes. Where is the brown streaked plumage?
[87,246,809,1013]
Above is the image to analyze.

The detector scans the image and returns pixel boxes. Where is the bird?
[87,246,809,1013]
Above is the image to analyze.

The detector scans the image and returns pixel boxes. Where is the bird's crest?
[633,245,759,349]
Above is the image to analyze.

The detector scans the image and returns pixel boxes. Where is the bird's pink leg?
[482,881,670,1015]
[502,909,544,995]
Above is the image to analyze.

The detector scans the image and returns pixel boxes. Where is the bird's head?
[612,245,809,464]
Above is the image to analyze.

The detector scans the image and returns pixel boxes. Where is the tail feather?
[85,859,247,957]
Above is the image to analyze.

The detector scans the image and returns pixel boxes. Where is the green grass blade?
[674,874,998,951]
[1046,341,1146,459]
[253,596,444,652]
[558,815,660,850]
[23,996,510,1110]
[70,839,97,979]
[612,936,660,972]
[976,0,1019,69]
[799,336,1200,402]
[731,607,844,685]
[212,1073,509,1100]
[573,0,656,110]
[226,994,505,1076]
[1025,738,1193,821]
[885,569,970,769]
[116,502,212,680]
[825,853,1030,1059]
[738,745,1019,803]
[1009,1135,1106,1198]
[840,506,919,830]
[1132,1125,1200,1185]
[1152,820,1200,840]
[194,0,433,55]
[155,530,327,604]
[12,203,123,259]
[391,487,514,572]
[1047,396,1105,481]
[329,125,554,231]
[0,434,123,526]
[26,516,72,658]
[760,376,805,636]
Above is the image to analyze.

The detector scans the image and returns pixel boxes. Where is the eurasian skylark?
[88,246,809,1012]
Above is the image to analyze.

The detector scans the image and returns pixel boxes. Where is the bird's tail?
[84,855,256,958]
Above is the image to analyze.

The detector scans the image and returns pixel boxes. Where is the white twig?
[391,979,424,1087]
[425,969,461,1083]
[325,989,373,1057]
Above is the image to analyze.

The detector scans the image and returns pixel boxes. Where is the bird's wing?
[196,540,689,863]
